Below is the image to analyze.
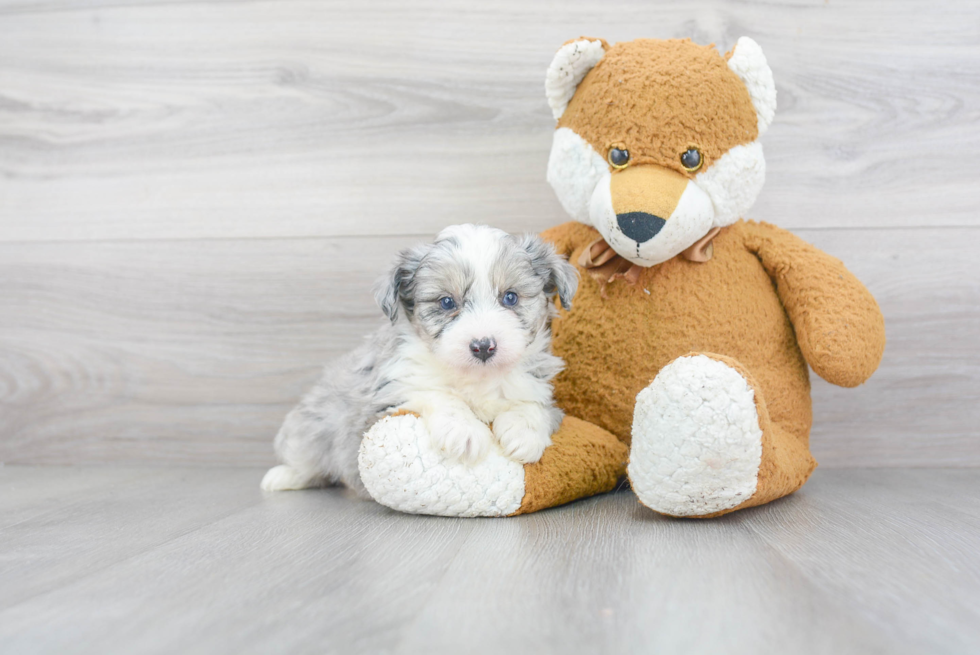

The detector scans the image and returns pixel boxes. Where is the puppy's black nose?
[469,337,496,362]
[617,212,666,243]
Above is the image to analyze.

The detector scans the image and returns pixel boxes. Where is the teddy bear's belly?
[551,238,812,446]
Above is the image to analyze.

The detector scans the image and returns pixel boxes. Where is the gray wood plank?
[393,489,905,655]
[0,235,404,466]
[0,466,476,655]
[1,0,978,242]
[744,469,980,654]
[1,227,977,468]
[3,466,979,654]
[804,227,980,467]
[0,464,149,530]
[0,466,264,610]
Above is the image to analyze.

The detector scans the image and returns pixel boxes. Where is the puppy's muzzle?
[469,337,496,363]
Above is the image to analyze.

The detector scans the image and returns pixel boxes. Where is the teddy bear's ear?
[545,38,607,121]
[726,37,777,135]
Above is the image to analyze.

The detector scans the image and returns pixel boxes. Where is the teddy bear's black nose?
[617,212,666,243]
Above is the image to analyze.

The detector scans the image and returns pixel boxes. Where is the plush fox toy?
[357,36,886,518]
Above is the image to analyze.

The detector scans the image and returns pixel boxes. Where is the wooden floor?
[1,466,978,654]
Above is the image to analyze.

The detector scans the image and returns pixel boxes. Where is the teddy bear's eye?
[680,148,703,172]
[608,147,630,169]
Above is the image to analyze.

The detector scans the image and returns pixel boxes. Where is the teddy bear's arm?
[745,220,886,388]
[540,221,598,257]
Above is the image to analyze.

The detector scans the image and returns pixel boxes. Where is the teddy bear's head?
[545,37,776,266]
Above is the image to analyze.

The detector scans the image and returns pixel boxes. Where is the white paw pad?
[628,355,764,516]
[358,414,526,517]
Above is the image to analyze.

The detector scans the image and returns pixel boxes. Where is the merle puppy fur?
[261,224,578,495]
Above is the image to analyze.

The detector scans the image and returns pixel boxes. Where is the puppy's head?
[376,224,577,375]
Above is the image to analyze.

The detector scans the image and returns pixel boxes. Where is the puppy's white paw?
[260,464,314,491]
[493,406,554,465]
[427,411,494,464]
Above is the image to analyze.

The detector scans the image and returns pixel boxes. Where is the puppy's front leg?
[420,398,494,464]
[493,403,559,464]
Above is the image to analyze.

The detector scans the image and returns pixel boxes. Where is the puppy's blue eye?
[439,297,456,310]
[502,291,519,307]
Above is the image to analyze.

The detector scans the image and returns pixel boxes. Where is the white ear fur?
[727,36,777,135]
[545,39,606,121]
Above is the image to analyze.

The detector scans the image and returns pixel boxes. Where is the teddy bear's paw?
[628,355,764,517]
[357,414,526,517]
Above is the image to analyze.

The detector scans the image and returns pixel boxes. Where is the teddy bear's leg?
[358,412,627,517]
[627,353,816,518]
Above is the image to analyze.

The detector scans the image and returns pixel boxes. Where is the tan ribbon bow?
[577,227,722,291]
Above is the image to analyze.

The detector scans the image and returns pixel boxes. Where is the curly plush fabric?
[559,38,759,177]
[726,37,777,134]
[542,219,885,444]
[743,222,887,387]
[359,413,628,517]
[628,354,764,516]
[515,415,628,515]
[359,414,526,517]
[546,38,608,120]
[541,219,883,515]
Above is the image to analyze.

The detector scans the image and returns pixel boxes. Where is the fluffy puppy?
[261,224,578,495]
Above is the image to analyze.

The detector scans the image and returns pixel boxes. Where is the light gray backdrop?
[1,0,977,468]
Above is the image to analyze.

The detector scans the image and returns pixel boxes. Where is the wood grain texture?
[1,0,979,241]
[0,0,977,467]
[0,467,262,611]
[1,466,978,654]
[1,227,977,467]
[0,236,399,466]
[804,227,980,467]
[746,469,980,654]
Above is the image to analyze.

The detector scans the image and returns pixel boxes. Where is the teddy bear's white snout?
[591,174,715,267]
[547,127,770,268]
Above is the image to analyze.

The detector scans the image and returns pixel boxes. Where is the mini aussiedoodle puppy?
[261,224,578,496]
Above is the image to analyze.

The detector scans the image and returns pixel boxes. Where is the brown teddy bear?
[357,36,885,518]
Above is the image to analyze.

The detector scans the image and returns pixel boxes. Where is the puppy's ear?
[375,243,427,323]
[522,234,579,311]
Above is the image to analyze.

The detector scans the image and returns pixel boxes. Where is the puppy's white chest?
[458,385,512,424]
